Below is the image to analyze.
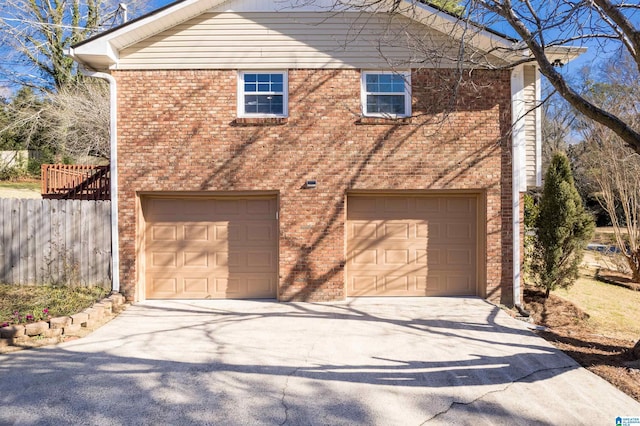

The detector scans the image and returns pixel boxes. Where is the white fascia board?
[107,0,225,49]
[108,0,223,50]
[210,0,350,12]
[401,1,525,63]
[72,0,227,68]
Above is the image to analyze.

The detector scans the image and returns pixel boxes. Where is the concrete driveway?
[1,297,639,425]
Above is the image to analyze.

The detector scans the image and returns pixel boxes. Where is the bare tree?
[590,135,640,281]
[0,0,152,164]
[0,87,47,155]
[581,53,640,280]
[45,79,111,160]
[0,0,149,90]
[574,52,640,362]
[469,0,640,153]
[2,79,110,161]
[541,92,577,173]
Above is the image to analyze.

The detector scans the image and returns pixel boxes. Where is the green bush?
[0,165,27,181]
[27,148,55,177]
[531,152,595,297]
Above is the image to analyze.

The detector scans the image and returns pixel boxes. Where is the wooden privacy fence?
[0,199,112,286]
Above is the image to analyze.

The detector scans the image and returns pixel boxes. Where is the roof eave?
[70,0,226,69]
[69,39,118,71]
[395,1,528,65]
[544,46,588,65]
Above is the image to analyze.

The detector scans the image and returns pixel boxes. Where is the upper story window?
[238,71,288,117]
[361,71,411,118]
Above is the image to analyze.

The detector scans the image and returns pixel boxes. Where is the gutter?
[68,48,120,293]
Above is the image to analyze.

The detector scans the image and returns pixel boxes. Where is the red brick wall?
[114,68,514,303]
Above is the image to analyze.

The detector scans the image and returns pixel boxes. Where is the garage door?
[347,194,477,296]
[143,196,277,299]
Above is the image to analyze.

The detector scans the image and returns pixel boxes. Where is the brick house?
[69,0,581,304]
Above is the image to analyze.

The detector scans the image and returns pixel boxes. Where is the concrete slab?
[0,297,638,425]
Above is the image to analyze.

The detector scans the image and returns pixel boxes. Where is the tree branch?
[474,0,640,153]
[592,0,640,69]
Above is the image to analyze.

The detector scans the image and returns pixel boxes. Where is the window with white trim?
[361,71,411,117]
[238,71,288,117]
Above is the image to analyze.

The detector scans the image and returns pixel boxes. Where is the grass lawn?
[555,275,640,342]
[0,284,109,326]
[0,180,41,191]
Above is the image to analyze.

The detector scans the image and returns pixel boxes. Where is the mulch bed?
[523,287,640,403]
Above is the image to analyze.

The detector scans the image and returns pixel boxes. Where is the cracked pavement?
[1,297,638,425]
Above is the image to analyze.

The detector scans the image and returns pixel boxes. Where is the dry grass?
[525,278,640,403]
[0,284,109,326]
[591,228,619,245]
[555,275,640,342]
[0,179,40,191]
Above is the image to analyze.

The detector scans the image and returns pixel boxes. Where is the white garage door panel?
[347,195,477,297]
[144,197,277,299]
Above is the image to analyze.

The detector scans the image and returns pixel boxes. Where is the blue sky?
[150,0,174,10]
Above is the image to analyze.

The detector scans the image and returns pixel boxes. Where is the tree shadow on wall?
[128,68,513,303]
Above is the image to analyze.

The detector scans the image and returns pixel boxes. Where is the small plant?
[1,307,51,326]
[0,284,108,326]
[42,243,82,287]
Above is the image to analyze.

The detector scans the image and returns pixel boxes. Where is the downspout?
[510,65,525,310]
[70,52,120,293]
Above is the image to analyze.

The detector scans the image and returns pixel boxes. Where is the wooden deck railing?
[41,164,110,201]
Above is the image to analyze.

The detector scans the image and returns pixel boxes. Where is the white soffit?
[109,0,222,50]
[72,0,226,65]
[544,46,588,65]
